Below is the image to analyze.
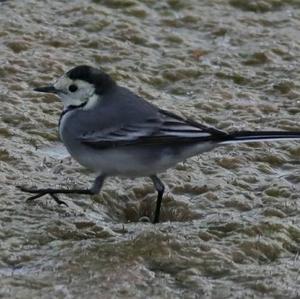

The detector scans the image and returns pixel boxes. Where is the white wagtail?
[19,65,300,223]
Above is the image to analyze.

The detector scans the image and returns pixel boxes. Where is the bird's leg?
[18,174,106,206]
[150,175,165,224]
[89,174,106,194]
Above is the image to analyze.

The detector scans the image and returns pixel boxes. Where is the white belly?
[68,142,217,177]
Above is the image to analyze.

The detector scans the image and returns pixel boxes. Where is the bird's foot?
[17,186,68,206]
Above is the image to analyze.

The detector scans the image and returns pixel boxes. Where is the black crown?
[67,65,115,94]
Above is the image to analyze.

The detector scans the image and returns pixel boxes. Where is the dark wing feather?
[79,109,228,149]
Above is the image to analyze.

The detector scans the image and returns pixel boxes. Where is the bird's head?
[34,65,116,109]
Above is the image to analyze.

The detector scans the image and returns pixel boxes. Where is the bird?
[19,65,300,223]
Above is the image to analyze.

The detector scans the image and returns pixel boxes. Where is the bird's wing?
[79,109,228,149]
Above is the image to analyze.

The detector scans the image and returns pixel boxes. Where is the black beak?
[34,85,59,94]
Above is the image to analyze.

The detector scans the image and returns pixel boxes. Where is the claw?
[17,186,46,194]
[17,185,68,206]
[17,184,93,207]
[50,194,68,206]
[26,192,48,201]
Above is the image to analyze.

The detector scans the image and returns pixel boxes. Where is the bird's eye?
[68,84,78,92]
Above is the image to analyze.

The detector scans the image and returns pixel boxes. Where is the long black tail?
[220,131,300,145]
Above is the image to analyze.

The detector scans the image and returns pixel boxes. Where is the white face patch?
[83,94,100,110]
[53,75,98,109]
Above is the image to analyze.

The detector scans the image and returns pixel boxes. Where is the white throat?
[83,94,99,110]
[62,93,100,111]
